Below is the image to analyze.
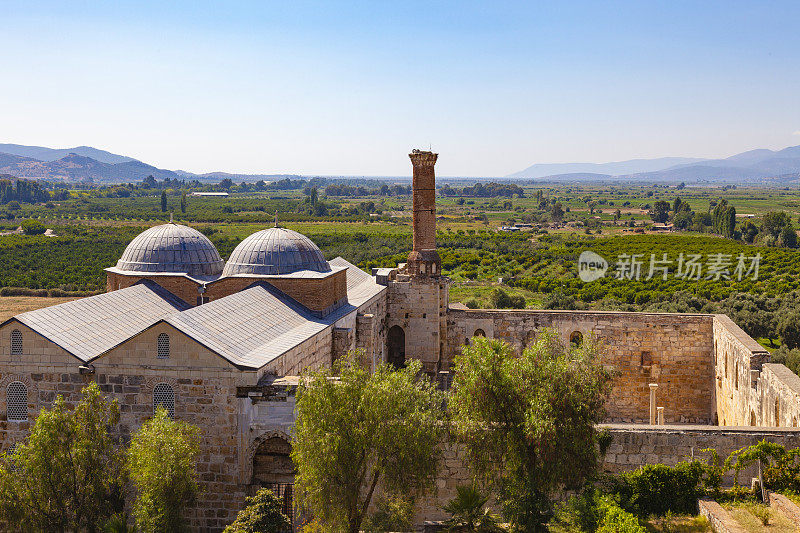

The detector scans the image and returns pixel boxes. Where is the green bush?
[614,461,704,517]
[224,488,291,533]
[362,496,414,533]
[553,491,644,533]
[597,504,646,533]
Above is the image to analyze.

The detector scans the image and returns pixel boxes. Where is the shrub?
[362,496,414,532]
[224,488,291,533]
[597,504,646,533]
[746,503,770,526]
[441,485,502,532]
[614,461,704,517]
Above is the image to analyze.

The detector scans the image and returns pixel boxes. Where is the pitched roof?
[11,280,189,362]
[165,282,356,369]
[8,259,384,370]
[329,256,386,306]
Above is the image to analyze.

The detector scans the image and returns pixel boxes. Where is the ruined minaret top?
[407,149,441,278]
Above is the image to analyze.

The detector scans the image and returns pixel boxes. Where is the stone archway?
[387,325,405,368]
[252,436,294,486]
[251,435,295,526]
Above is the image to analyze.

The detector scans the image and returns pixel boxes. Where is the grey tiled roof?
[116,223,224,276]
[13,280,189,362]
[11,258,384,370]
[166,283,355,369]
[222,227,331,276]
[329,257,386,306]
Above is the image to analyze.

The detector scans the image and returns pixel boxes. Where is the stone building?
[1,149,800,530]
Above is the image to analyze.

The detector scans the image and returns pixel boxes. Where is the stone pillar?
[649,383,658,425]
[657,406,664,425]
[407,150,441,278]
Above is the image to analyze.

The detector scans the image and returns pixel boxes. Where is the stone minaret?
[407,149,441,277]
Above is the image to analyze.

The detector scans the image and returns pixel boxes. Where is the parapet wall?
[712,315,800,428]
[600,423,800,482]
[447,309,715,424]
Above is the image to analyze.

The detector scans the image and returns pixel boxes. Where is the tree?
[180,192,187,214]
[550,202,564,223]
[449,331,612,531]
[292,354,444,533]
[160,191,168,213]
[0,383,125,532]
[21,219,46,235]
[762,211,791,238]
[127,408,201,533]
[778,311,800,349]
[780,224,797,248]
[223,488,291,533]
[650,201,670,223]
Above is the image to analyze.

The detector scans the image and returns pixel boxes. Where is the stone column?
[657,406,664,425]
[649,383,658,425]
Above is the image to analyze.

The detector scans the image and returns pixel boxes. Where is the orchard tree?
[292,354,444,533]
[0,383,125,532]
[778,311,800,349]
[127,408,201,533]
[650,200,670,223]
[449,331,612,531]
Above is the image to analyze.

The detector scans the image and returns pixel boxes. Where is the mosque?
[1,150,800,530]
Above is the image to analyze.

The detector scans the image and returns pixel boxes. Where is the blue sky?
[2,1,799,176]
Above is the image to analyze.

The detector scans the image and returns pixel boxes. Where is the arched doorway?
[387,325,406,368]
[252,436,295,525]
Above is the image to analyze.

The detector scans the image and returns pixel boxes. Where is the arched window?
[157,333,170,359]
[10,330,22,356]
[474,329,486,338]
[570,331,583,347]
[6,382,27,422]
[153,383,175,418]
[750,411,756,426]
[734,362,739,390]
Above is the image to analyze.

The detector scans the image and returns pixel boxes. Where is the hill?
[0,143,135,164]
[0,152,180,183]
[509,145,800,182]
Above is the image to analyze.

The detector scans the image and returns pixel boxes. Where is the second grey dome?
[223,227,331,276]
[116,223,224,277]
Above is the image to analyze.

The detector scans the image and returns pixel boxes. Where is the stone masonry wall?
[0,319,262,531]
[447,309,715,423]
[387,278,447,373]
[600,423,800,482]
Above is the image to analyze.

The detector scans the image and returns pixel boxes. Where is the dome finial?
[274,210,279,228]
[169,212,174,224]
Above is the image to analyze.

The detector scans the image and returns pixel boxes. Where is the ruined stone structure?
[2,149,800,530]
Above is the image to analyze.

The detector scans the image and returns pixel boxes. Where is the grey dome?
[222,227,331,276]
[116,223,224,277]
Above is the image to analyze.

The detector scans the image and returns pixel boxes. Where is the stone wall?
[0,319,255,530]
[600,423,800,482]
[447,309,715,423]
[386,278,448,373]
[713,314,769,426]
[713,315,800,429]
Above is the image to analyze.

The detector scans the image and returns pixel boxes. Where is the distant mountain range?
[508,145,800,182]
[1,142,800,184]
[0,143,299,184]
